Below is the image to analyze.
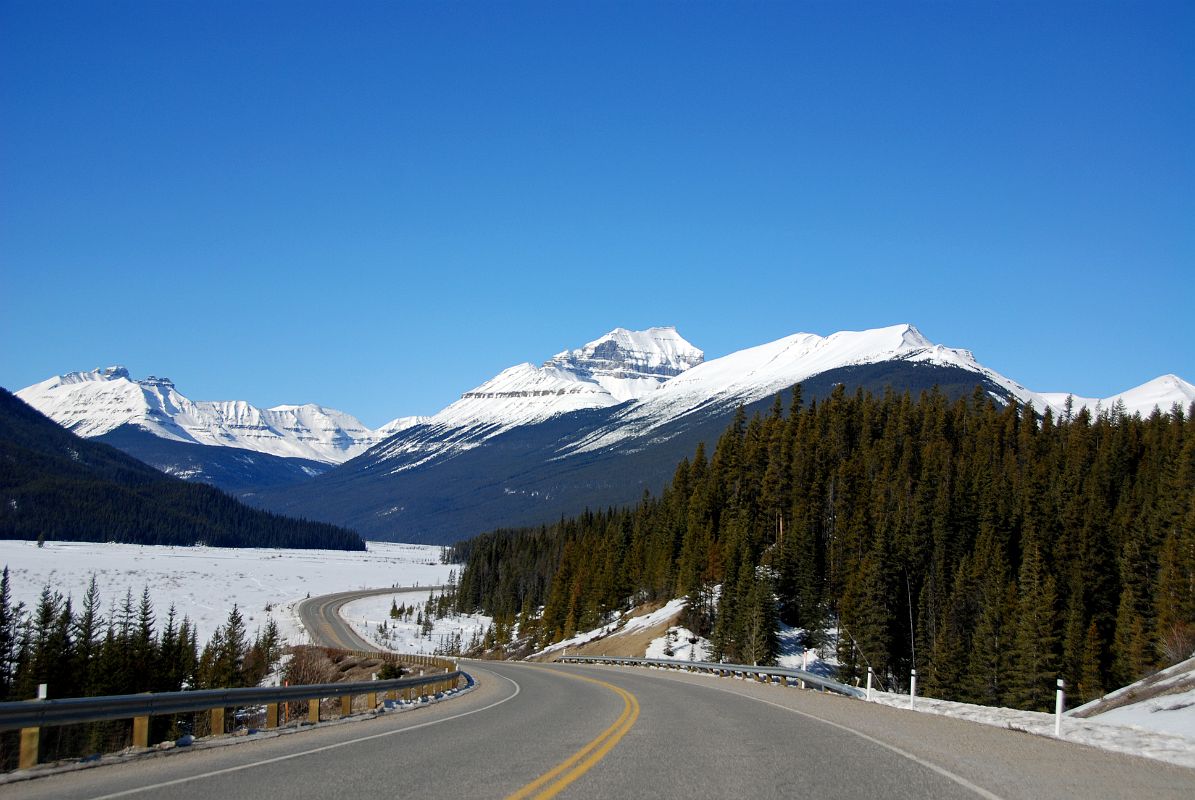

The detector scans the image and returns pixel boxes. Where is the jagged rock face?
[544,326,705,402]
[548,326,705,382]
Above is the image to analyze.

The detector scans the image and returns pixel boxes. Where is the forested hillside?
[453,384,1195,711]
[0,388,364,550]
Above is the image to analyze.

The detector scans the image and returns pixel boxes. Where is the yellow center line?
[506,670,641,800]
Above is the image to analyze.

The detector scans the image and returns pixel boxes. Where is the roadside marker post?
[909,669,917,710]
[1055,679,1065,737]
[866,667,873,701]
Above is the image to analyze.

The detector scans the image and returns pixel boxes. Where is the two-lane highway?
[7,588,1193,799]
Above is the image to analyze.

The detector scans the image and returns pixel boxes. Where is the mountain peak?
[59,365,131,385]
[547,326,704,393]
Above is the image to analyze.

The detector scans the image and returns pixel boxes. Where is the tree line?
[0,567,282,767]
[452,384,1195,711]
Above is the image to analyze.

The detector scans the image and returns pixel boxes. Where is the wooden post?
[367,691,377,709]
[266,703,279,729]
[132,715,149,748]
[19,727,39,770]
[341,695,352,717]
[210,707,225,736]
[780,675,788,687]
[308,699,320,724]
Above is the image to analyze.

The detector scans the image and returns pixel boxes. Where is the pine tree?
[1006,540,1060,710]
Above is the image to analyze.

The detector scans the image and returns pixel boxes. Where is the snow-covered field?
[0,540,453,646]
[341,591,492,656]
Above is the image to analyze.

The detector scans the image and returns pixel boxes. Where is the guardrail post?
[266,703,279,729]
[308,699,320,724]
[19,726,39,769]
[367,691,377,709]
[341,695,352,717]
[211,707,225,735]
[780,675,788,687]
[133,715,149,748]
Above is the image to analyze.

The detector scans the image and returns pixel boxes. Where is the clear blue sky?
[2,1,1191,427]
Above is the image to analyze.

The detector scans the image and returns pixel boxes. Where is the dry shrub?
[1159,622,1195,666]
[283,646,340,685]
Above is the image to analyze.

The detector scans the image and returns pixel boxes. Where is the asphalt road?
[7,660,1193,800]
[7,589,1192,798]
[295,585,444,651]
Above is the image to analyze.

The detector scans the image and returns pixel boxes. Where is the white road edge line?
[560,664,1007,800]
[88,671,522,800]
[693,678,1006,800]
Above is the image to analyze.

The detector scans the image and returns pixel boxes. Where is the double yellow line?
[506,672,640,800]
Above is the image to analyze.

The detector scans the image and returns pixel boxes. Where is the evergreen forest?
[0,567,282,768]
[452,384,1195,712]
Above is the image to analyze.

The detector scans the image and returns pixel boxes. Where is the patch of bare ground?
[532,602,682,662]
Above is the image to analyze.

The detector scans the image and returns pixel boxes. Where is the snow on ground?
[0,540,453,646]
[645,625,709,661]
[774,623,839,676]
[1093,685,1195,740]
[341,590,492,656]
[867,688,1195,770]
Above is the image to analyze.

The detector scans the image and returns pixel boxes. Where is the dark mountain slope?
[0,388,363,550]
[95,424,331,492]
[249,363,1012,543]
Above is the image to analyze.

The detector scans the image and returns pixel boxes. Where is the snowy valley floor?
[0,539,454,646]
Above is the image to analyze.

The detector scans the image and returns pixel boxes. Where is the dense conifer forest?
[453,384,1195,711]
[0,388,364,550]
[0,567,281,767]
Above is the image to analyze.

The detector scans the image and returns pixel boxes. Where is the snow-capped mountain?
[16,366,384,464]
[250,322,1193,543]
[1039,374,1195,419]
[17,323,1192,542]
[366,326,703,468]
[566,323,1039,455]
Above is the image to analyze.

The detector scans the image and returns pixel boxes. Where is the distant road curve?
[296,585,445,651]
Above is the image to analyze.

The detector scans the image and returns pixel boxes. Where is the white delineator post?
[1055,678,1065,736]
[909,669,917,709]
[866,667,873,701]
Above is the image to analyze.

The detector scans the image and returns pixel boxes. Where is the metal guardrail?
[558,655,865,699]
[0,671,467,730]
[0,667,471,771]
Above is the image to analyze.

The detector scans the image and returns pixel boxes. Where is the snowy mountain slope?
[251,361,1021,542]
[545,326,705,401]
[248,323,1192,543]
[565,324,1041,455]
[364,326,704,470]
[16,367,385,464]
[1039,374,1195,419]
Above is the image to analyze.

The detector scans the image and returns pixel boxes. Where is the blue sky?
[2,1,1191,426]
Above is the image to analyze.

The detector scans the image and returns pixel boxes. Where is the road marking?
[645,671,1006,800]
[506,671,640,800]
[87,671,521,800]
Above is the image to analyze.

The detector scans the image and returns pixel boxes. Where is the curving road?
[295,585,444,651]
[6,591,1193,799]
